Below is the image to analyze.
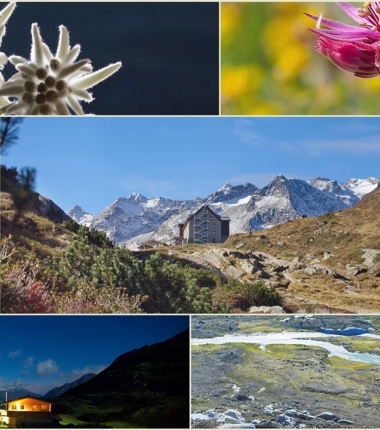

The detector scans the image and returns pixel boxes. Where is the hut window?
[20,405,25,410]
[11,405,16,410]
[32,405,38,411]
[41,405,47,411]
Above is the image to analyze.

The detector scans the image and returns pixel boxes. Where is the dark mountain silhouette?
[0,388,41,403]
[42,373,96,399]
[54,329,190,428]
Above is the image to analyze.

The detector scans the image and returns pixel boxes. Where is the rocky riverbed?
[191,316,380,428]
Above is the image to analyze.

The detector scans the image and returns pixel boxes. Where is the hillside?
[156,186,380,313]
[53,329,190,428]
[1,165,74,258]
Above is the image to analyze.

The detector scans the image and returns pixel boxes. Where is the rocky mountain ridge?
[42,373,96,399]
[0,387,41,403]
[67,176,378,248]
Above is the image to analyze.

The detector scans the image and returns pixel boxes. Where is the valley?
[1,163,379,314]
[191,315,380,429]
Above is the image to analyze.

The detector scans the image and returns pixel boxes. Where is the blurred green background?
[221,2,380,115]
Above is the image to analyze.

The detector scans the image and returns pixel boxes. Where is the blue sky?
[2,117,379,214]
[0,315,189,395]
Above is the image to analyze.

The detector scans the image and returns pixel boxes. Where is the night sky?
[0,315,189,395]
[0,2,219,115]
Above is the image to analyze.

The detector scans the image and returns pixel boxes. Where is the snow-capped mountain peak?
[342,177,379,198]
[67,205,94,227]
[68,176,378,249]
[206,182,258,204]
[127,192,148,204]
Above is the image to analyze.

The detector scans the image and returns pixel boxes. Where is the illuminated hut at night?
[0,395,54,427]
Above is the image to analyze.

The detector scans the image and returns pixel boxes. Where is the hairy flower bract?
[306,2,380,78]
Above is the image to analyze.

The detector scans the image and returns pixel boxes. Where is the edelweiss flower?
[305,2,380,78]
[0,23,121,114]
[0,2,16,110]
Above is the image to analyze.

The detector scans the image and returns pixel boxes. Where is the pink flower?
[305,2,380,78]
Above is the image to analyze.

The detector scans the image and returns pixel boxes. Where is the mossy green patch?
[59,414,87,426]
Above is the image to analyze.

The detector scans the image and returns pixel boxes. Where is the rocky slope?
[68,176,378,248]
[157,186,380,314]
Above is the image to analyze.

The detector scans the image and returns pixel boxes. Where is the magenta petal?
[337,2,363,23]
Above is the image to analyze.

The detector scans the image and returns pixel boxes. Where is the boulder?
[316,412,336,420]
[249,306,285,314]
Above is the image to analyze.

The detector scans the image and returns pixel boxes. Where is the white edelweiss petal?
[56,58,90,80]
[0,24,5,41]
[70,87,93,102]
[26,104,40,115]
[55,98,71,115]
[0,51,7,66]
[66,93,84,115]
[31,23,45,66]
[42,42,54,61]
[62,45,81,65]
[56,25,70,60]
[1,75,24,86]
[5,100,27,114]
[9,55,28,65]
[71,62,122,90]
[16,63,38,77]
[0,82,24,95]
[0,97,11,109]
[0,2,16,28]
[79,64,93,73]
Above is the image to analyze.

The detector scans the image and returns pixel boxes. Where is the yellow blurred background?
[221,2,380,115]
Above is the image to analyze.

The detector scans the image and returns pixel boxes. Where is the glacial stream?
[191,331,380,365]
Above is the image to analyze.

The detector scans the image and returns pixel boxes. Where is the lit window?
[41,405,47,411]
[32,405,38,411]
[20,405,25,410]
[11,405,16,410]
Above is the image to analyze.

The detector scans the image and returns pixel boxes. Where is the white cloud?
[8,349,21,359]
[23,357,34,368]
[232,119,266,146]
[277,136,379,157]
[37,359,59,376]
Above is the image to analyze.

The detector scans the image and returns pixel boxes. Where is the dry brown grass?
[1,191,73,258]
